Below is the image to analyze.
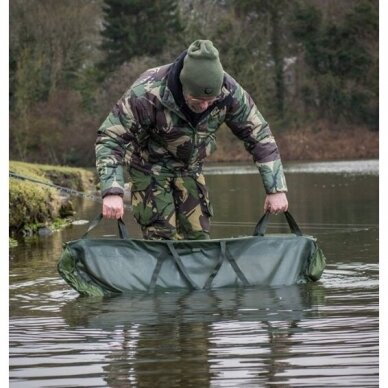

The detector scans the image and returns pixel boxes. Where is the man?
[96,39,288,240]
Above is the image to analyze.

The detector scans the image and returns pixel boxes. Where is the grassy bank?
[9,161,96,237]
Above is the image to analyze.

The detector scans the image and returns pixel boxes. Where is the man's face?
[184,94,219,113]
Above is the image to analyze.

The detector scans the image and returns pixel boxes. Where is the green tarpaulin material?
[57,212,326,296]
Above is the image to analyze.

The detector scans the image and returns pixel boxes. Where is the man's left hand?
[264,192,288,214]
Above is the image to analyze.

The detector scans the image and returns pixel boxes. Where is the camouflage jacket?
[96,52,287,198]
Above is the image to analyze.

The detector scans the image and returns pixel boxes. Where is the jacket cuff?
[99,165,125,198]
[255,160,288,194]
[101,188,124,198]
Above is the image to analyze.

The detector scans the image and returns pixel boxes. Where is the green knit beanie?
[179,40,224,98]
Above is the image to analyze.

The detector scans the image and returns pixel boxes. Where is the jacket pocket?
[129,168,159,226]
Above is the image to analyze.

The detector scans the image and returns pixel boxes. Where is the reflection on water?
[9,162,379,387]
[60,285,322,387]
[61,285,323,327]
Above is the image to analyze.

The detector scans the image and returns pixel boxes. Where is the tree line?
[9,0,378,166]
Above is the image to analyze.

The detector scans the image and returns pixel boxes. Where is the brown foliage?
[94,57,161,116]
[208,124,378,163]
[9,0,378,167]
[10,90,100,166]
[276,126,379,161]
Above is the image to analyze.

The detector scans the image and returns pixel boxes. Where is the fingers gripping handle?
[253,211,303,236]
[81,213,129,239]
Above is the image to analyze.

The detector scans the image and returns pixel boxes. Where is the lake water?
[9,160,379,387]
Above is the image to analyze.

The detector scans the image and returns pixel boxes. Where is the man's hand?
[102,195,124,219]
[264,192,288,214]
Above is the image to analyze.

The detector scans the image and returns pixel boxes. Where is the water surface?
[9,161,379,387]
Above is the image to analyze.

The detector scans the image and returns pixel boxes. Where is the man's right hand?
[102,195,124,219]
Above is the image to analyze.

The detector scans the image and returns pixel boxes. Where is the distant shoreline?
[204,159,379,176]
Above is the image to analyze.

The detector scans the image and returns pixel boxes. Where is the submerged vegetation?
[9,161,96,238]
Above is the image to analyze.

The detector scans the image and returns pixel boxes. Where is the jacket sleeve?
[224,82,287,194]
[95,93,139,198]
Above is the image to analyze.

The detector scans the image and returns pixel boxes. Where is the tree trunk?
[270,6,284,118]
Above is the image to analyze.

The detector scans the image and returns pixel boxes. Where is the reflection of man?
[102,323,212,387]
[100,295,212,387]
[96,39,288,240]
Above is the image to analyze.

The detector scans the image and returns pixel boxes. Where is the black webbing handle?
[204,241,250,289]
[253,211,303,236]
[221,241,250,286]
[148,252,167,293]
[167,242,200,290]
[204,245,225,289]
[81,213,129,239]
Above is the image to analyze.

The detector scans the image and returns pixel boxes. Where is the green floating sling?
[58,211,326,296]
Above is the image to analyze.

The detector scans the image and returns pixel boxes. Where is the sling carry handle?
[81,213,129,239]
[253,211,303,236]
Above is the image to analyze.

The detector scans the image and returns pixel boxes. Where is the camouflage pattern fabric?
[129,167,212,240]
[96,52,287,200]
[95,51,288,239]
